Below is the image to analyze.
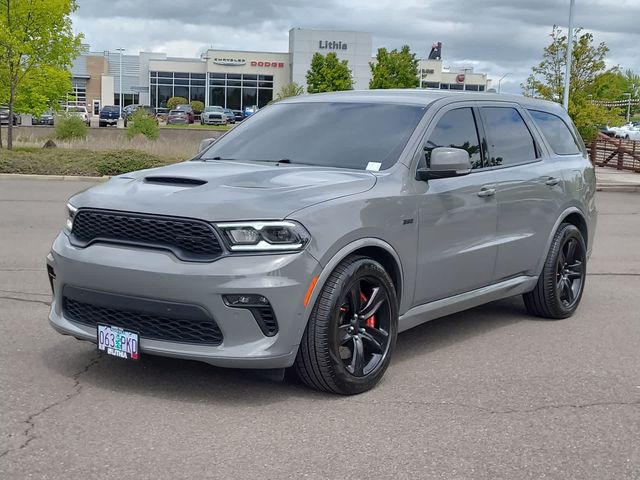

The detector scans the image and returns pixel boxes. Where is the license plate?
[97,324,140,360]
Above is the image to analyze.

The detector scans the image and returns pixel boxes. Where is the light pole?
[562,0,575,110]
[623,92,631,123]
[116,48,125,120]
[498,73,511,93]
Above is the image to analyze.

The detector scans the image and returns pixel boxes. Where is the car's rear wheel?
[294,255,398,395]
[523,223,586,319]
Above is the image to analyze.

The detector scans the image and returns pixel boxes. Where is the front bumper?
[47,232,322,368]
[202,116,225,125]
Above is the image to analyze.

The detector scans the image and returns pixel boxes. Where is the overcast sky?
[72,0,640,93]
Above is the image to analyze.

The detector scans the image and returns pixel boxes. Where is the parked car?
[243,105,258,117]
[166,109,190,125]
[200,106,227,125]
[124,105,156,124]
[155,107,170,123]
[223,108,236,124]
[175,104,195,124]
[0,105,20,125]
[32,110,55,126]
[99,105,121,127]
[232,110,245,122]
[47,90,596,395]
[65,106,90,125]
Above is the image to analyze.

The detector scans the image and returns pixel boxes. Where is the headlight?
[215,221,310,252]
[65,203,78,232]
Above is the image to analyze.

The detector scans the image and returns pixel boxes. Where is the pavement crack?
[0,354,102,459]
[0,295,50,306]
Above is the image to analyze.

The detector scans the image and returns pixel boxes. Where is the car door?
[477,103,567,281]
[413,104,499,305]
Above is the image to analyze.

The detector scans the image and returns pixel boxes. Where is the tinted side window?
[480,107,537,167]
[425,108,483,169]
[528,110,581,155]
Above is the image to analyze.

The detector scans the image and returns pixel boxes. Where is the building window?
[423,82,440,89]
[114,93,139,107]
[207,73,274,110]
[150,71,208,108]
[67,81,87,106]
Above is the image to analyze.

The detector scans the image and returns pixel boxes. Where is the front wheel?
[523,223,587,319]
[294,255,398,395]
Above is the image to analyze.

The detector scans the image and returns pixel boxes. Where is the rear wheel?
[294,255,398,395]
[523,223,586,319]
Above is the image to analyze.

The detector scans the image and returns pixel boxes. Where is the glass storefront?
[208,73,273,110]
[150,71,274,109]
[150,71,206,108]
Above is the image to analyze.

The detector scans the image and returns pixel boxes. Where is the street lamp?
[116,48,125,120]
[498,73,511,93]
[562,0,575,110]
[623,92,632,123]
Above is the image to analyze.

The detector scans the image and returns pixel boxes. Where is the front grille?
[63,286,223,346]
[71,209,224,262]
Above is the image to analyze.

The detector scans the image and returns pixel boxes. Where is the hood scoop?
[144,176,207,187]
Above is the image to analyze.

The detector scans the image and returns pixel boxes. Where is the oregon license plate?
[97,325,140,360]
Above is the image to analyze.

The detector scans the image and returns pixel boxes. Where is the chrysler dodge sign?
[212,58,246,66]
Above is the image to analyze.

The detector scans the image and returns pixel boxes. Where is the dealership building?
[70,28,491,114]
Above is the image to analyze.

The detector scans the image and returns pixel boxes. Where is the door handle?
[545,177,560,186]
[477,187,496,198]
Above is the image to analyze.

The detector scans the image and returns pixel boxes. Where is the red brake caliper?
[360,292,376,328]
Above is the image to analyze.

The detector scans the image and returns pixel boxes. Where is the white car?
[200,106,227,125]
[66,106,90,125]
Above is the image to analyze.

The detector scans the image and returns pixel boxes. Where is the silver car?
[47,90,597,394]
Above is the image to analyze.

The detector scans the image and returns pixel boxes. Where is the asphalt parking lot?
[1,177,639,479]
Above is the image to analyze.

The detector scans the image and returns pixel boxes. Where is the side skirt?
[398,275,538,333]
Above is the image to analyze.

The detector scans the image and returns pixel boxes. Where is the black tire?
[294,255,398,395]
[523,223,587,319]
[99,122,106,127]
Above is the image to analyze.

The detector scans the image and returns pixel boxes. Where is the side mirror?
[416,147,472,181]
[198,137,217,153]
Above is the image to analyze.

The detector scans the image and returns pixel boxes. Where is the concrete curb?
[596,184,640,193]
[0,173,109,181]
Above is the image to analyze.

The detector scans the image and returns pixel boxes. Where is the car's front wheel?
[294,255,398,394]
[523,223,587,319]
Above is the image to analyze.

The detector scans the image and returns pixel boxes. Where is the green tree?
[0,0,82,149]
[275,82,304,101]
[189,100,204,114]
[167,96,188,110]
[522,25,620,140]
[13,65,71,115]
[306,52,353,94]
[369,45,419,89]
[126,108,159,140]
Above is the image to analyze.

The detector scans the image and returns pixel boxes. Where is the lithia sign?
[318,40,348,50]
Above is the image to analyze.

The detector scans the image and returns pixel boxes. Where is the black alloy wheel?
[295,255,398,394]
[524,223,587,319]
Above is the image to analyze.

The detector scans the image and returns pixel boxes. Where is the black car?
[0,105,19,126]
[32,110,55,126]
[232,110,245,122]
[99,106,121,127]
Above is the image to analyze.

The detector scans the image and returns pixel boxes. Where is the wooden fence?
[591,133,640,172]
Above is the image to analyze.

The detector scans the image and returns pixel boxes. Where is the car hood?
[70,160,377,221]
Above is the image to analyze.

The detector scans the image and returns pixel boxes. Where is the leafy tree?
[167,96,188,110]
[306,52,353,94]
[275,82,304,101]
[54,114,87,140]
[522,25,621,140]
[0,0,83,149]
[13,65,71,115]
[126,108,159,140]
[369,45,419,89]
[189,100,204,114]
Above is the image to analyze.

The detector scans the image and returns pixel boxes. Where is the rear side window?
[528,110,581,155]
[480,107,537,167]
[425,108,483,169]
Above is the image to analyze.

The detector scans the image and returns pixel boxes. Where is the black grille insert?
[70,209,223,262]
[251,306,278,337]
[63,285,223,346]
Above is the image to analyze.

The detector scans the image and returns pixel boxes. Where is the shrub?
[167,96,188,110]
[54,115,88,140]
[190,100,204,114]
[95,150,164,176]
[126,109,159,140]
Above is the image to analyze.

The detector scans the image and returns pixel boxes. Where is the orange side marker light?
[303,276,319,307]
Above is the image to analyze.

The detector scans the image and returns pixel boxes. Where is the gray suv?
[47,90,597,394]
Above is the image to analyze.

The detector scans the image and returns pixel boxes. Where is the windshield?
[201,102,426,170]
[205,106,223,112]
